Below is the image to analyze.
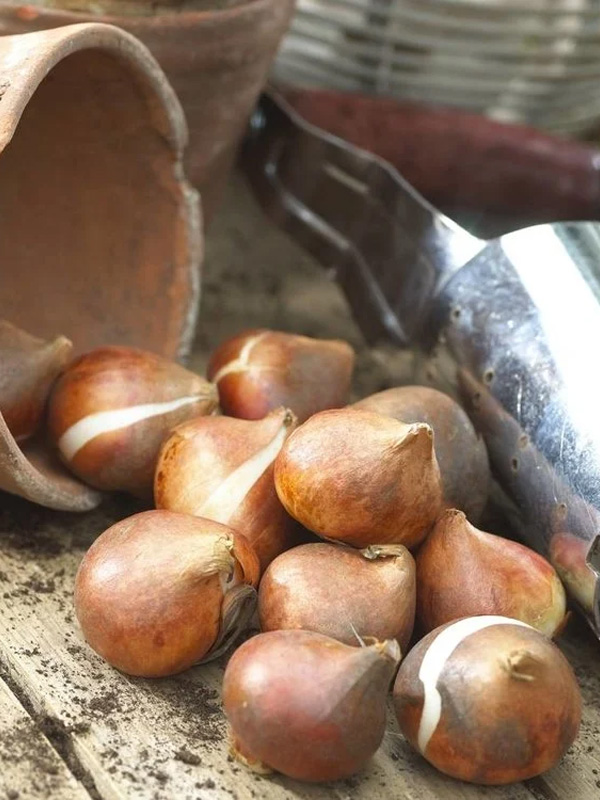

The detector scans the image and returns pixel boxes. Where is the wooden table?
[1,175,599,800]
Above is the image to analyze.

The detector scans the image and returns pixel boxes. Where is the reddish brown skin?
[258,542,416,650]
[354,386,490,522]
[230,469,304,571]
[274,408,443,549]
[155,409,300,572]
[550,531,597,614]
[207,329,355,423]
[75,510,259,677]
[47,346,217,497]
[223,630,399,781]
[393,621,582,784]
[416,509,566,637]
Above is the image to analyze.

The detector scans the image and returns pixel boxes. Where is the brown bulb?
[207,328,355,423]
[223,630,400,781]
[155,407,299,573]
[393,616,581,784]
[47,346,218,497]
[259,542,415,650]
[274,408,443,549]
[354,385,490,521]
[75,510,260,677]
[550,531,596,615]
[416,509,567,637]
[0,319,72,441]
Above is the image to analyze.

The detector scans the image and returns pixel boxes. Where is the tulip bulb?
[75,510,260,677]
[259,541,416,650]
[47,346,218,497]
[155,407,299,572]
[416,509,567,637]
[274,408,443,549]
[550,531,597,615]
[207,328,355,423]
[393,616,581,784]
[0,319,72,441]
[223,630,400,782]
[354,385,490,521]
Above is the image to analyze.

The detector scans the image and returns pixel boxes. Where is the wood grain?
[0,494,538,800]
[0,175,598,799]
[0,674,90,799]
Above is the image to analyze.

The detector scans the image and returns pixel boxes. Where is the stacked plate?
[273,0,600,136]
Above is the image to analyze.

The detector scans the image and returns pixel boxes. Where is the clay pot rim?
[0,410,103,511]
[0,21,204,510]
[0,21,189,153]
[0,21,202,362]
[13,0,271,28]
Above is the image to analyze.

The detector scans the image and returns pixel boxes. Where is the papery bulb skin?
[47,346,218,497]
[393,616,581,784]
[275,408,443,549]
[416,509,567,637]
[354,385,490,521]
[223,629,400,781]
[207,329,355,423]
[155,407,298,573]
[550,531,597,615]
[75,510,259,677]
[259,541,416,650]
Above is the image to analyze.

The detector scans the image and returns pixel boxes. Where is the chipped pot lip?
[0,410,102,512]
[0,23,188,155]
[0,22,202,363]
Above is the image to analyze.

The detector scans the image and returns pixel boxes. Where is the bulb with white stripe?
[154,407,298,573]
[207,328,355,423]
[47,346,218,497]
[393,615,581,785]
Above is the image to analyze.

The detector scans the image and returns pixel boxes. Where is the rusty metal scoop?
[242,91,600,635]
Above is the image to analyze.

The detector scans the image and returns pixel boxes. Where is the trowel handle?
[242,92,483,346]
[283,88,600,231]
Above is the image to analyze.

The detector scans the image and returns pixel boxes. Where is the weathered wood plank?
[0,174,598,800]
[196,171,600,800]
[0,673,91,800]
[526,619,600,800]
[0,494,540,800]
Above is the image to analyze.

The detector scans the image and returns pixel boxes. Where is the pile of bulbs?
[0,321,583,786]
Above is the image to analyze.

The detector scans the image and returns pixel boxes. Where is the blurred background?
[273,0,600,138]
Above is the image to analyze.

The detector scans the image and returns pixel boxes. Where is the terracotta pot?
[0,1,296,221]
[0,22,201,510]
[283,88,600,238]
[0,22,201,363]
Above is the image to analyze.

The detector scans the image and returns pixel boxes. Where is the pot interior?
[0,46,191,355]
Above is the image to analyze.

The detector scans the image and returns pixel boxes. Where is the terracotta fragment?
[0,22,201,359]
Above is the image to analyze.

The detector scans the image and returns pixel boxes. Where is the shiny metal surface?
[244,93,484,345]
[242,92,600,635]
